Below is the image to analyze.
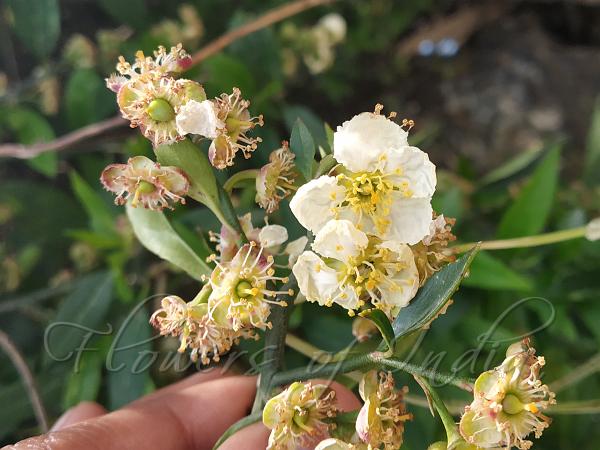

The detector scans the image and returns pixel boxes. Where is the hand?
[3,371,360,450]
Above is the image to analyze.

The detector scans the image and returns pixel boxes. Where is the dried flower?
[459,340,556,450]
[292,219,419,318]
[411,213,456,285]
[100,155,189,210]
[150,295,239,364]
[208,242,291,331]
[256,143,297,213]
[208,88,264,169]
[263,381,338,450]
[356,371,412,450]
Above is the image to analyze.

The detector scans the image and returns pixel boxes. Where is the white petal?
[292,251,340,306]
[284,236,309,267]
[317,13,347,44]
[175,100,224,138]
[333,112,408,173]
[258,225,288,249]
[586,217,600,241]
[385,195,433,244]
[385,146,436,197]
[312,219,368,262]
[376,242,419,316]
[289,176,345,233]
[422,214,447,245]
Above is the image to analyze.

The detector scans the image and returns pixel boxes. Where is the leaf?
[1,106,57,177]
[69,171,117,236]
[324,122,334,153]
[391,248,479,340]
[284,105,328,151]
[107,306,153,409]
[44,272,114,366]
[585,96,600,184]
[462,251,533,291]
[497,145,561,238]
[126,203,212,280]
[64,68,114,128]
[213,412,263,450]
[315,154,337,177]
[204,54,256,97]
[5,0,60,59]
[359,308,395,354]
[290,119,316,181]
[98,0,148,28]
[479,146,543,186]
[63,350,103,409]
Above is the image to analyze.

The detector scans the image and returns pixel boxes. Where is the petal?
[315,439,354,450]
[157,167,190,195]
[290,176,345,233]
[358,370,379,401]
[386,195,433,245]
[333,112,408,173]
[312,219,368,262]
[292,251,340,306]
[459,408,504,448]
[284,236,309,267]
[377,242,419,316]
[128,155,156,176]
[259,224,289,249]
[385,146,436,198]
[175,99,224,139]
[100,163,128,192]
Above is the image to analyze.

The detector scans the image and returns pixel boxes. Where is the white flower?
[292,220,419,318]
[317,13,347,44]
[585,217,600,241]
[175,99,224,138]
[290,112,436,244]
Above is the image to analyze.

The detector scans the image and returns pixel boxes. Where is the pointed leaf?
[126,203,211,280]
[497,145,561,238]
[69,171,116,236]
[359,308,395,354]
[392,247,479,340]
[462,251,533,291]
[290,119,316,181]
[6,0,60,59]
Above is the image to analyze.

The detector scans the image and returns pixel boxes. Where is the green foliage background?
[0,0,599,448]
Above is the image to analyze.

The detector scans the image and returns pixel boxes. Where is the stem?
[285,333,332,364]
[252,276,297,413]
[270,351,473,392]
[451,226,586,253]
[0,329,49,432]
[190,0,338,66]
[550,352,600,393]
[224,169,260,193]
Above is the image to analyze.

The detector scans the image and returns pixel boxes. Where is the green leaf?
[315,154,337,178]
[69,171,117,236]
[44,272,114,366]
[497,145,561,238]
[585,96,600,184]
[107,306,152,409]
[213,412,263,450]
[6,0,60,59]
[324,122,334,153]
[462,251,533,291]
[290,119,316,181]
[480,146,543,186]
[284,105,328,151]
[126,203,212,280]
[359,308,395,354]
[98,0,148,29]
[64,68,114,128]
[0,106,57,177]
[391,248,479,340]
[204,54,256,97]
[63,350,103,409]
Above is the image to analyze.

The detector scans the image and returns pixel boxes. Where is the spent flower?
[459,340,556,450]
[263,381,338,450]
[356,371,412,450]
[292,219,419,318]
[290,108,436,245]
[256,142,298,213]
[411,213,456,285]
[100,155,189,210]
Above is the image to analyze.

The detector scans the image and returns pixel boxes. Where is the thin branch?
[0,115,128,159]
[190,0,338,65]
[0,329,49,432]
[550,352,600,393]
[0,0,336,160]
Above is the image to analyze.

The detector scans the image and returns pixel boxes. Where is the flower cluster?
[263,381,338,450]
[459,340,556,449]
[290,108,449,319]
[100,155,189,210]
[151,217,299,363]
[106,44,262,169]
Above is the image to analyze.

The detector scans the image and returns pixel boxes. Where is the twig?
[0,115,128,159]
[0,329,49,432]
[550,352,600,393]
[0,0,336,160]
[190,0,337,65]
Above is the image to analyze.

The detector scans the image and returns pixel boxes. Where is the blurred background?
[0,0,599,448]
